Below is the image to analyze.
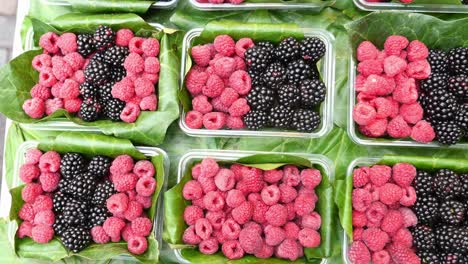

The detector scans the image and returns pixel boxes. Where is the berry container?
[353,0,468,13]
[41,0,179,9]
[170,149,334,263]
[188,0,334,11]
[180,28,336,139]
[0,140,169,262]
[347,56,468,149]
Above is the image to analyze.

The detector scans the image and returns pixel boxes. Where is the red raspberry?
[372,250,391,264]
[276,239,300,261]
[222,240,244,260]
[235,38,254,58]
[369,165,392,187]
[411,120,435,143]
[34,210,55,226]
[134,195,151,209]
[59,79,80,99]
[406,40,429,62]
[32,194,53,213]
[52,56,73,81]
[19,203,35,222]
[203,74,225,98]
[30,84,51,100]
[191,163,202,180]
[203,112,226,129]
[116,29,134,47]
[211,97,230,113]
[214,35,236,57]
[284,203,295,221]
[25,149,42,165]
[263,169,283,184]
[129,37,144,54]
[63,52,84,71]
[220,87,239,107]
[387,116,411,139]
[283,222,299,240]
[357,41,379,62]
[298,228,320,248]
[383,55,407,77]
[357,59,383,77]
[379,183,403,205]
[91,226,110,244]
[200,158,219,178]
[264,204,287,227]
[282,165,300,187]
[144,57,160,74]
[237,171,264,195]
[233,56,246,71]
[113,172,138,192]
[199,238,219,255]
[186,69,208,96]
[192,95,213,114]
[20,164,40,183]
[192,45,212,67]
[23,98,45,119]
[32,54,52,71]
[45,98,64,116]
[400,102,423,125]
[406,60,431,80]
[232,201,253,224]
[277,183,297,204]
[302,211,321,230]
[214,57,236,78]
[131,216,152,237]
[229,70,251,95]
[225,189,245,208]
[204,191,225,212]
[252,242,272,259]
[206,211,226,230]
[392,163,416,188]
[384,35,409,56]
[72,70,85,84]
[366,201,388,226]
[353,210,367,228]
[301,169,321,190]
[184,205,204,226]
[264,225,286,246]
[121,102,141,123]
[194,218,213,240]
[226,116,244,129]
[22,183,43,203]
[353,102,377,126]
[348,241,371,264]
[352,188,372,212]
[353,228,364,241]
[393,78,418,104]
[18,221,33,238]
[387,242,420,264]
[357,92,377,104]
[39,32,59,54]
[252,200,269,224]
[121,223,135,242]
[214,168,235,191]
[221,219,241,240]
[198,175,217,194]
[110,155,134,175]
[135,176,156,197]
[124,53,144,74]
[294,193,316,216]
[183,225,201,245]
[185,111,203,129]
[31,224,54,244]
[363,74,393,96]
[142,38,160,57]
[133,160,155,179]
[353,167,371,188]
[398,207,417,227]
[381,210,404,233]
[392,228,413,248]
[134,77,154,98]
[107,193,129,214]
[124,200,143,221]
[139,94,157,111]
[64,98,82,113]
[362,227,389,251]
[228,98,250,117]
[260,185,280,205]
[373,97,393,119]
[239,227,262,254]
[128,236,148,255]
[56,33,77,55]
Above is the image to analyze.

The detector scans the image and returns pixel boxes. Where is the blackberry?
[243,110,269,130]
[53,192,71,213]
[60,153,86,179]
[68,172,97,200]
[94,25,116,50]
[245,85,275,111]
[434,120,463,145]
[439,200,465,225]
[286,59,312,84]
[87,155,111,178]
[440,253,466,264]
[433,169,462,200]
[245,47,273,73]
[455,104,468,130]
[98,82,114,103]
[300,37,326,63]
[263,63,287,88]
[419,251,440,264]
[78,98,101,122]
[102,98,125,122]
[277,84,300,107]
[88,206,110,228]
[422,89,458,121]
[435,225,468,253]
[413,195,439,224]
[427,49,448,73]
[413,170,434,197]
[61,226,91,253]
[448,47,468,75]
[91,180,115,206]
[79,82,98,100]
[110,66,126,82]
[58,179,71,193]
[299,79,326,108]
[460,173,468,199]
[257,41,275,51]
[291,109,320,133]
[84,59,110,85]
[62,199,89,226]
[447,75,467,102]
[102,46,129,67]
[269,105,293,129]
[93,50,106,62]
[420,72,449,92]
[412,225,436,251]
[77,34,96,57]
[275,37,300,63]
[53,214,69,236]
[249,69,264,87]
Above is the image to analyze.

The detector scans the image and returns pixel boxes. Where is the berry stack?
[181,158,323,261]
[24,26,160,123]
[420,47,467,145]
[17,148,157,255]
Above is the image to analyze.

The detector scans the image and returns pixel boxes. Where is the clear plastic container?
[3,141,169,262]
[180,28,336,139]
[42,0,179,9]
[172,149,335,263]
[188,0,334,11]
[347,56,468,149]
[353,0,468,13]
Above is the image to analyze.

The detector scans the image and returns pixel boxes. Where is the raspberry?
[348,241,371,264]
[129,37,144,54]
[363,74,393,95]
[283,222,299,240]
[34,210,55,226]
[192,45,212,67]
[214,57,236,78]
[381,210,403,233]
[113,172,138,192]
[25,149,43,165]
[228,98,250,118]
[64,98,82,113]
[301,169,321,190]
[20,164,40,183]
[141,38,160,57]
[59,79,80,99]
[128,236,148,255]
[302,212,321,230]
[369,165,392,187]
[198,175,217,194]
[221,219,241,240]
[392,163,416,187]
[294,193,316,216]
[32,194,53,213]
[18,221,33,238]
[31,224,54,244]
[281,165,299,187]
[200,158,219,178]
[199,238,219,255]
[120,223,135,242]
[185,111,203,129]
[239,227,262,254]
[45,98,64,116]
[203,75,224,98]
[90,226,110,244]
[115,29,134,46]
[285,203,296,221]
[23,98,45,119]
[382,55,408,78]
[298,228,320,248]
[406,40,429,62]
[235,38,254,58]
[276,239,300,261]
[139,94,157,111]
[186,69,208,96]
[237,168,264,194]
[183,225,201,245]
[384,35,409,56]
[252,200,269,224]
[22,183,43,203]
[398,207,417,227]
[192,95,213,114]
[206,211,225,231]
[353,228,364,241]
[30,84,51,100]
[411,120,435,143]
[362,227,389,251]
[52,56,73,81]
[220,88,239,107]
[352,188,372,212]
[233,56,246,70]
[110,155,134,176]
[39,32,59,54]
[133,160,155,179]
[353,167,370,188]
[225,189,244,208]
[366,201,388,226]
[107,193,129,214]
[135,177,156,197]
[63,52,84,71]
[134,77,154,98]
[392,228,412,248]
[183,205,203,226]
[203,112,227,129]
[183,180,204,202]
[399,102,424,125]
[226,116,244,129]
[112,79,135,102]
[124,201,143,221]
[353,103,377,126]
[265,204,287,227]
[379,183,403,205]
[260,185,280,205]
[222,240,244,260]
[194,218,213,240]
[357,59,383,77]
[19,203,35,222]
[254,243,274,259]
[72,70,85,84]
[371,97,392,119]
[135,195,151,209]
[406,60,431,80]
[32,54,52,71]
[352,211,367,228]
[274,184,295,205]
[232,201,253,224]
[264,225,286,246]
[387,242,420,264]
[372,250,391,264]
[214,35,236,57]
[211,97,230,113]
[387,116,411,139]
[244,222,262,236]
[214,169,235,191]
[204,191,225,212]
[124,53,144,74]
[357,41,379,62]
[56,33,77,54]
[144,57,160,74]
[264,169,283,184]
[131,217,152,237]
[229,70,251,95]
[357,92,376,104]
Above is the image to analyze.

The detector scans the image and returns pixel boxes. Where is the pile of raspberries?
[196,0,244,4]
[185,35,252,130]
[17,149,157,255]
[349,163,420,264]
[181,158,323,261]
[23,26,159,123]
[353,35,435,143]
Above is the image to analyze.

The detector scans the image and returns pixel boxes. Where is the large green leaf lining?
[380,155,468,173]
[66,0,155,14]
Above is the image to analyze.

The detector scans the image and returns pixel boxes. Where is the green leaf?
[0,219,22,264]
[181,248,307,264]
[380,155,468,173]
[66,0,155,14]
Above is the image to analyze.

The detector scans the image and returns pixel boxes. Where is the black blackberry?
[257,41,275,51]
[77,34,96,57]
[300,37,326,63]
[68,172,97,200]
[435,225,468,253]
[299,79,326,108]
[455,104,468,130]
[419,251,440,264]
[433,169,462,200]
[62,199,89,226]
[447,75,467,102]
[245,47,273,73]
[61,226,91,253]
[58,179,71,193]
[275,37,300,63]
[91,180,115,206]
[412,225,436,251]
[84,59,110,85]
[422,89,458,121]
[277,84,300,107]
[102,98,125,122]
[53,214,69,236]
[420,72,449,92]
[60,153,86,179]
[440,253,466,264]
[94,25,116,50]
[439,200,465,225]
[88,206,110,228]
[413,170,434,197]
[249,69,264,87]
[291,109,320,133]
[79,82,98,100]
[448,47,468,75]
[243,110,269,130]
[102,46,129,67]
[460,173,468,199]
[427,49,448,73]
[413,195,439,224]
[245,85,275,111]
[78,98,101,122]
[53,192,71,213]
[87,155,111,178]
[110,66,126,82]
[286,59,312,84]
[263,63,287,88]
[98,82,114,103]
[269,105,293,129]
[93,50,106,62]
[433,120,463,145]
[463,0,468,4]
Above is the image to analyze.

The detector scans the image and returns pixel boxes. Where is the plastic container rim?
[188,0,336,11]
[40,0,179,9]
[353,0,468,13]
